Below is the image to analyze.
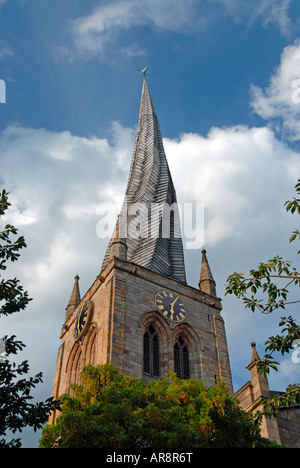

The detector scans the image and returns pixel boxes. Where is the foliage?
[0,190,60,448]
[226,257,300,315]
[225,180,300,416]
[0,190,31,317]
[40,363,280,448]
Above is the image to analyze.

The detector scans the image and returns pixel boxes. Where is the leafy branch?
[225,179,300,418]
[0,189,60,447]
[225,256,300,314]
[261,384,300,419]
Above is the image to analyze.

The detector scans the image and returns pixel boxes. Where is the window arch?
[174,335,190,379]
[143,324,160,378]
[84,326,96,366]
[66,343,82,391]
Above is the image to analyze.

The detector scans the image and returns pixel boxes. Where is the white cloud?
[165,124,299,247]
[0,122,134,373]
[0,123,134,308]
[213,0,292,36]
[261,0,292,36]
[0,44,13,59]
[3,205,38,226]
[250,40,300,141]
[64,0,294,60]
[68,0,195,59]
[1,115,299,291]
[268,355,300,391]
[2,118,298,310]
[120,45,146,59]
[2,118,298,287]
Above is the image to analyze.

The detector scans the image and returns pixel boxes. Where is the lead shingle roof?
[101,78,186,284]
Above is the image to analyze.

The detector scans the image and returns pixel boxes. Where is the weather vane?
[138,66,151,79]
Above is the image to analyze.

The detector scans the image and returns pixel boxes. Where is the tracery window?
[174,335,190,379]
[143,324,160,378]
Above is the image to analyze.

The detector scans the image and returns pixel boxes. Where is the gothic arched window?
[85,327,96,366]
[174,336,190,379]
[143,324,160,378]
[67,343,82,391]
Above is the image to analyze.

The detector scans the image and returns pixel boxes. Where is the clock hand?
[169,297,179,318]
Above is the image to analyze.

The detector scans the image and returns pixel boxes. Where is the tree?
[225,179,300,417]
[0,190,60,448]
[40,363,280,448]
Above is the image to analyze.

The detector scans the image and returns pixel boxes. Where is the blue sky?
[1,0,300,447]
[1,0,298,137]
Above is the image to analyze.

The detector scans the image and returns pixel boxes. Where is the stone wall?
[274,401,300,448]
[51,256,233,416]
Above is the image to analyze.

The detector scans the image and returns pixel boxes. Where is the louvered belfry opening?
[174,336,190,380]
[143,324,160,378]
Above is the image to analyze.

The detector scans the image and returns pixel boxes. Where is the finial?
[138,66,150,79]
[249,341,260,363]
[65,274,81,320]
[109,215,127,261]
[199,249,217,297]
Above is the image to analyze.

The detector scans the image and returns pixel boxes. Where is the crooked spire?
[102,78,186,283]
[199,249,217,297]
[65,274,81,320]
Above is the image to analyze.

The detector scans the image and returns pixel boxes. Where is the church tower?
[50,78,233,417]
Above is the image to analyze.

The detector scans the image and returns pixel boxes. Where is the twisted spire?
[102,78,186,283]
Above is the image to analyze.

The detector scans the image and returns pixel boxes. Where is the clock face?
[73,301,93,340]
[155,291,186,322]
